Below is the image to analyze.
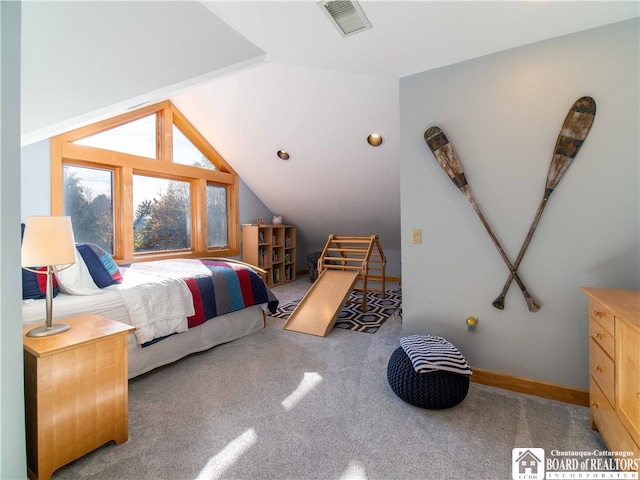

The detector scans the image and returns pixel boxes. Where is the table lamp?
[21,216,77,337]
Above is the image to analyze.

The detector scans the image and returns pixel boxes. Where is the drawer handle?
[594,365,604,373]
[593,310,607,318]
[594,332,603,339]
[591,401,599,409]
[636,392,640,401]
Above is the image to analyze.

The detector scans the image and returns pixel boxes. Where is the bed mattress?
[22,285,267,379]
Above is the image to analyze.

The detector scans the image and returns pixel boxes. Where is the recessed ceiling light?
[367,133,383,146]
[277,150,290,160]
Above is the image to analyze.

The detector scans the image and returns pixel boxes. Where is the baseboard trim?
[471,368,589,407]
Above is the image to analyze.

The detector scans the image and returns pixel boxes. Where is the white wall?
[1,1,27,478]
[400,19,639,390]
[20,139,50,216]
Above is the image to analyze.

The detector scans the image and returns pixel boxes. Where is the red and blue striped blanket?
[182,259,278,327]
[118,259,278,345]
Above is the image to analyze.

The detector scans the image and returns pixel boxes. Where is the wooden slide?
[283,234,386,337]
[283,269,359,337]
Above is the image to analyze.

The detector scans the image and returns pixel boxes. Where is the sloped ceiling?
[20,1,639,255]
[20,1,265,144]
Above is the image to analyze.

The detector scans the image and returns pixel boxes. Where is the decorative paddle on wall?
[492,96,596,309]
[424,126,541,312]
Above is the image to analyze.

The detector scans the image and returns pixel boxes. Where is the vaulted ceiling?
[21,1,639,252]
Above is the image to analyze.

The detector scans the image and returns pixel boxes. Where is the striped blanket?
[119,259,278,345]
[183,260,278,327]
[400,334,472,376]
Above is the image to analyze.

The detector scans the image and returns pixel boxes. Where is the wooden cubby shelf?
[242,224,296,287]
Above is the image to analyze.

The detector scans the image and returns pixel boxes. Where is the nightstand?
[23,314,135,480]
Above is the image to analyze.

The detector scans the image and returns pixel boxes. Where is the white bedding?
[118,263,195,344]
[22,284,268,379]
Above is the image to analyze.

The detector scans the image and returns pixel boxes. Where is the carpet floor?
[50,280,608,479]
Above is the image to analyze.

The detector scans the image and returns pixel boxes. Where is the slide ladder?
[283,235,386,337]
[319,234,386,312]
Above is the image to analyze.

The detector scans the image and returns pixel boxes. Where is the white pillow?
[55,250,103,295]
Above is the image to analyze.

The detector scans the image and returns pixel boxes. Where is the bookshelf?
[242,224,296,287]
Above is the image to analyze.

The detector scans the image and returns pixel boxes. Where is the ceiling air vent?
[318,0,372,38]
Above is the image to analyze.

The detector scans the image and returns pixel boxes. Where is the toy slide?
[283,269,359,337]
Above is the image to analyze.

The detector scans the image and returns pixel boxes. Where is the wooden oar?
[492,96,597,309]
[424,126,540,312]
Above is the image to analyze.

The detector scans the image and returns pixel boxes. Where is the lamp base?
[26,323,71,337]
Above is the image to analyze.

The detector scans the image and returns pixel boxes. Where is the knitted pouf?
[387,346,470,409]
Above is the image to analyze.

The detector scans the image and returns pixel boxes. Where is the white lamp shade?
[21,216,77,267]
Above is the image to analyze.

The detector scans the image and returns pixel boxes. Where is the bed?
[22,253,279,379]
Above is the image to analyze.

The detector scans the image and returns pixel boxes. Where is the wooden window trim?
[51,101,239,263]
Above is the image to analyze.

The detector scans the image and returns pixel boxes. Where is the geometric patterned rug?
[270,289,401,334]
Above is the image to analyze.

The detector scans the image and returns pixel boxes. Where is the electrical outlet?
[411,228,422,244]
[466,316,478,333]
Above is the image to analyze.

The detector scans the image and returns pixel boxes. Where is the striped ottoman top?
[400,334,472,376]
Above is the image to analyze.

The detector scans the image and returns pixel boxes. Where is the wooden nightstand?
[23,314,135,480]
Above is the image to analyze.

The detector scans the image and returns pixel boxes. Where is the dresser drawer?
[590,337,615,405]
[589,299,614,336]
[591,375,616,431]
[590,377,640,471]
[590,316,615,359]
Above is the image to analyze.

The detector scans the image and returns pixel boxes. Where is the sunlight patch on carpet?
[195,428,257,480]
[339,459,368,480]
[281,371,323,411]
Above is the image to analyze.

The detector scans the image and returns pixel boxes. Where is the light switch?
[411,228,422,244]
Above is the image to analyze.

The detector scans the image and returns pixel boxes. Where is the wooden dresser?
[582,288,639,471]
[23,314,134,480]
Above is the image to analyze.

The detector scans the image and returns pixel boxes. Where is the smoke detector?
[318,0,372,38]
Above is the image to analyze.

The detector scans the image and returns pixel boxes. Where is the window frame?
[51,100,239,263]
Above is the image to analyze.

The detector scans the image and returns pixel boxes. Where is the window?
[74,114,157,159]
[173,125,217,171]
[207,184,228,248]
[63,165,114,254]
[133,175,191,253]
[51,101,239,262]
